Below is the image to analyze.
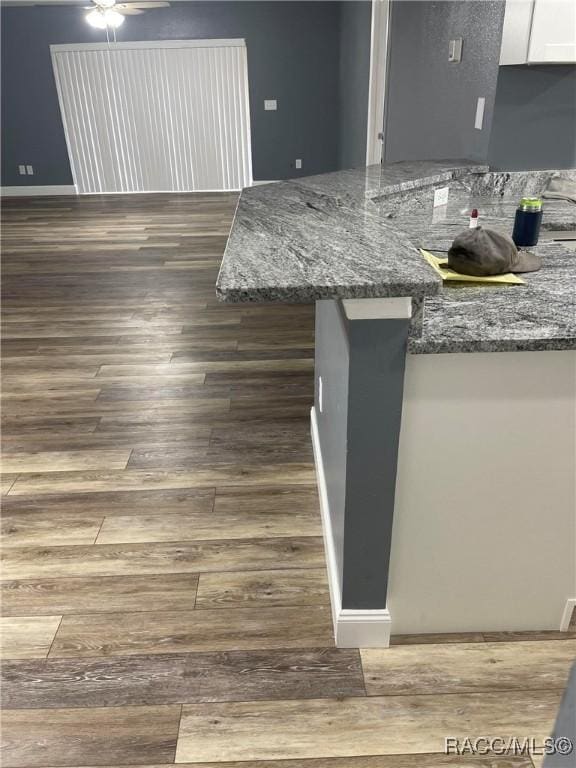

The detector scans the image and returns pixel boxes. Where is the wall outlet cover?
[264,99,277,111]
[432,204,448,223]
[295,158,302,169]
[433,186,450,208]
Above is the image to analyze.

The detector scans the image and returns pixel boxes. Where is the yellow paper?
[419,249,525,285]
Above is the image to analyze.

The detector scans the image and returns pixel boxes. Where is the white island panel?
[388,349,576,634]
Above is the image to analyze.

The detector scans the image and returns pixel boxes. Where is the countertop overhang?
[216,161,576,354]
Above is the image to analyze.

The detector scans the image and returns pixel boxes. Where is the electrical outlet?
[432,204,448,224]
[264,99,277,111]
[295,159,302,169]
[18,165,26,175]
[26,165,34,175]
[433,186,449,208]
[475,97,485,130]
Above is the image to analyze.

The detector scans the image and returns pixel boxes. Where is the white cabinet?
[500,0,576,64]
[528,0,576,62]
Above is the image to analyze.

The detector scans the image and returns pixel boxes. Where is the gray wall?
[489,65,576,171]
[338,0,372,170]
[0,2,341,186]
[384,0,505,164]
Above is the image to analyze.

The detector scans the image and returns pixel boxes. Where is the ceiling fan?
[85,0,169,29]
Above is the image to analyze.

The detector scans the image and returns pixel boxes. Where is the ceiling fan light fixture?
[86,7,125,28]
[86,8,107,28]
[104,9,125,27]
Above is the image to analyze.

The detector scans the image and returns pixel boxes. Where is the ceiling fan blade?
[116,6,145,13]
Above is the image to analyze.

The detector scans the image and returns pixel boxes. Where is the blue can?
[512,197,543,248]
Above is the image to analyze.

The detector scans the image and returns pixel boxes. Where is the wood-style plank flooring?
[1,192,574,767]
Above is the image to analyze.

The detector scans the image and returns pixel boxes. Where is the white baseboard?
[310,406,391,648]
[560,598,576,631]
[1,185,78,197]
[77,188,242,194]
[1,186,241,197]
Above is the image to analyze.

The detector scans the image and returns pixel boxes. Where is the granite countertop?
[295,159,488,202]
[377,179,576,353]
[216,161,576,353]
[216,161,484,305]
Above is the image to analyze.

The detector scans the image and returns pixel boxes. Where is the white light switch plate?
[475,97,485,130]
[264,99,277,111]
[448,38,463,62]
[433,186,449,208]
[26,165,34,175]
[295,159,302,169]
[18,165,26,175]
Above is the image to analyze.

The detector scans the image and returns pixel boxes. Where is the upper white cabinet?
[500,0,576,64]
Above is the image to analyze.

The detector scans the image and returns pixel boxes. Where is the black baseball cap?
[447,227,542,277]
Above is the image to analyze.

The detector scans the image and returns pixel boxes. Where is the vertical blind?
[51,40,253,193]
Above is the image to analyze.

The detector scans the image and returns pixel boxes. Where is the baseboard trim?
[560,598,576,631]
[1,185,78,197]
[310,406,342,632]
[1,186,245,197]
[77,189,242,194]
[310,406,391,648]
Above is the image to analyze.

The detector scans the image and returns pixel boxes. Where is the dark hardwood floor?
[1,192,574,767]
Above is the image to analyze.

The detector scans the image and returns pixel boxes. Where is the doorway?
[366,0,390,166]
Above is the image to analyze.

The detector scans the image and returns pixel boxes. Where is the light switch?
[26,165,34,175]
[18,165,26,175]
[448,38,463,62]
[264,99,277,111]
[474,97,485,130]
[295,158,302,169]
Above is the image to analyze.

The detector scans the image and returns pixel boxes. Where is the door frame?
[365,0,391,166]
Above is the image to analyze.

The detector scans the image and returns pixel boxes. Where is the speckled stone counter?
[377,179,576,353]
[216,162,576,353]
[296,160,488,203]
[216,161,486,305]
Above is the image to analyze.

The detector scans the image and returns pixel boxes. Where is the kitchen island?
[217,161,576,646]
